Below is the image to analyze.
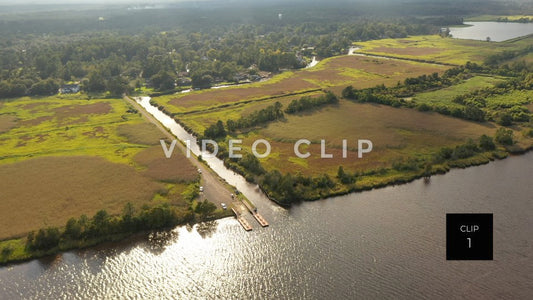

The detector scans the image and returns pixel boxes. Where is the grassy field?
[354,35,533,65]
[151,55,448,115]
[237,100,497,177]
[0,96,197,240]
[412,75,506,108]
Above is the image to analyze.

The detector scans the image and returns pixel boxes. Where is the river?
[1,99,532,299]
[449,21,533,42]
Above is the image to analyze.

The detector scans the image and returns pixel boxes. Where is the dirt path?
[123,96,234,208]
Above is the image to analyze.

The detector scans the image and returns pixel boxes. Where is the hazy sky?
[0,0,187,4]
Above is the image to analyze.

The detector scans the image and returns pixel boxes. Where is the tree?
[226,119,236,132]
[498,113,513,126]
[337,166,355,184]
[88,210,111,236]
[151,71,175,91]
[63,218,82,240]
[495,128,514,145]
[479,135,496,151]
[191,73,213,89]
[195,200,217,218]
[107,76,129,96]
[30,79,59,96]
[342,85,356,99]
[29,227,61,251]
[464,105,485,122]
[86,70,106,93]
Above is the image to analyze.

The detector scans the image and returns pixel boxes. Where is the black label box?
[446,213,493,260]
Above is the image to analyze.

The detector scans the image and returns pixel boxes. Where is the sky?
[0,0,188,4]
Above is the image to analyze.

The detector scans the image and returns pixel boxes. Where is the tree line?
[25,202,198,252]
[285,92,338,114]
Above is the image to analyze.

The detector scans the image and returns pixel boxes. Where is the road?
[123,96,234,208]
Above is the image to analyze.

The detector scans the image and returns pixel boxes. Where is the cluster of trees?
[496,17,532,23]
[26,203,193,252]
[452,80,532,125]
[285,92,338,114]
[433,133,506,163]
[259,170,337,205]
[337,166,356,184]
[203,120,227,140]
[227,101,284,132]
[203,102,284,140]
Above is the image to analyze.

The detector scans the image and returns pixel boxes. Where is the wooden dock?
[231,207,252,231]
[252,212,269,227]
[241,199,269,227]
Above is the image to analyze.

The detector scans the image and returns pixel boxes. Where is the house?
[59,84,80,94]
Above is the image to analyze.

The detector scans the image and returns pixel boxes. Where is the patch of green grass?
[0,238,30,264]
[116,122,167,145]
[178,91,324,134]
[486,90,532,109]
[354,35,533,65]
[0,97,148,164]
[413,75,506,108]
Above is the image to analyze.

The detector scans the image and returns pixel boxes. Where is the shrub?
[495,128,514,145]
[479,135,496,151]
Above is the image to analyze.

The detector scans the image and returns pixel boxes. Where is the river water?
[449,21,533,42]
[1,98,532,299]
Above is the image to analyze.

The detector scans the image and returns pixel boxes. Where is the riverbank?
[0,208,233,266]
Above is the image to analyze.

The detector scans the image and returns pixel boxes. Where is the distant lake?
[449,22,533,42]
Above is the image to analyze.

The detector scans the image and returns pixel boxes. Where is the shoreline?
[2,145,531,267]
[0,210,232,267]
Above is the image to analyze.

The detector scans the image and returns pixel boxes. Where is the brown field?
[134,146,198,183]
[20,115,53,127]
[53,102,112,117]
[170,77,316,108]
[54,102,112,125]
[245,100,496,176]
[0,115,16,133]
[161,55,448,114]
[371,46,445,56]
[117,122,167,145]
[0,97,199,240]
[0,156,165,239]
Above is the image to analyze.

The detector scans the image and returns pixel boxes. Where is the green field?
[354,35,533,65]
[412,75,506,108]
[0,96,198,240]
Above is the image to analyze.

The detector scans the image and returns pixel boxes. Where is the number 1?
[467,237,472,248]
